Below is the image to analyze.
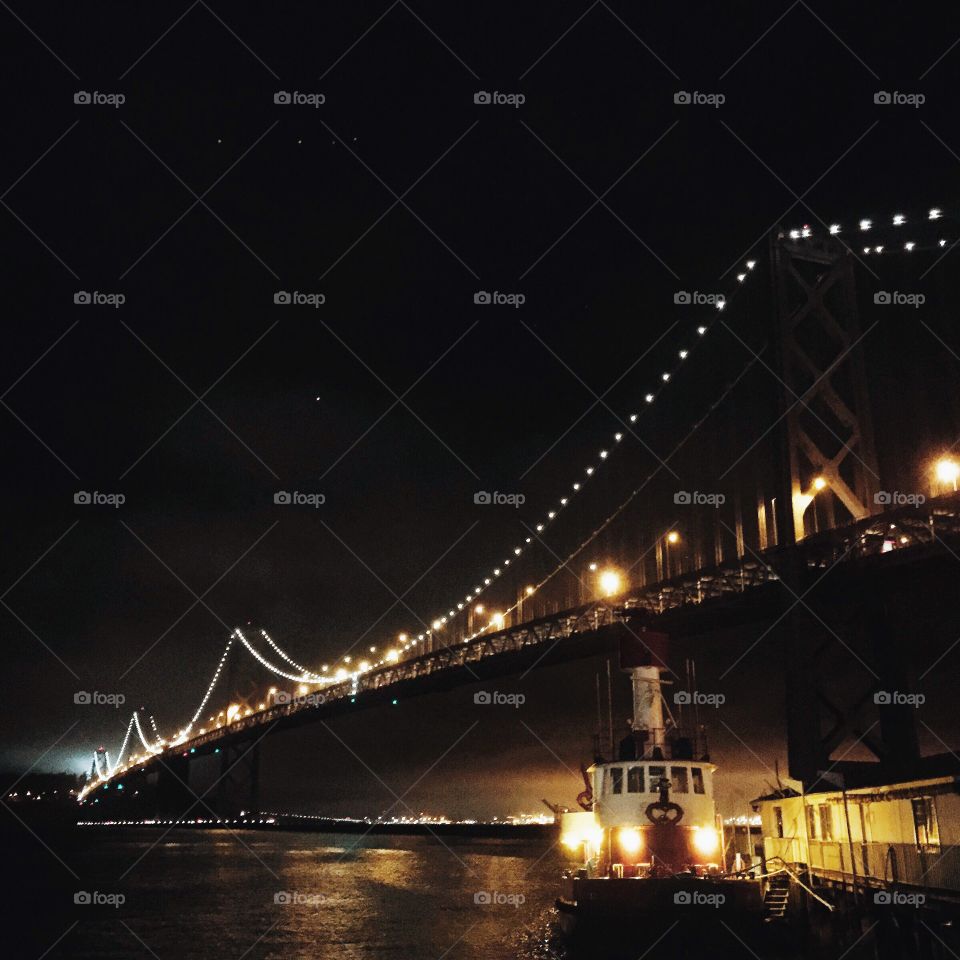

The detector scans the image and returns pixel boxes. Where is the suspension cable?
[233,628,326,683]
[259,628,318,678]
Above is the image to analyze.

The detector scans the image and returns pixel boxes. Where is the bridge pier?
[864,600,921,780]
[781,558,920,790]
[155,753,195,819]
[216,739,261,817]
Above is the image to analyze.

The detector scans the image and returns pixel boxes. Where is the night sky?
[3,3,960,817]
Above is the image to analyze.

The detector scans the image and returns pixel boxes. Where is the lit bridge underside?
[90,492,960,803]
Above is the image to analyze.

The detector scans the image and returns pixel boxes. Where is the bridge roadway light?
[598,568,623,597]
[490,612,505,630]
[812,476,827,492]
[935,458,960,491]
[666,531,680,545]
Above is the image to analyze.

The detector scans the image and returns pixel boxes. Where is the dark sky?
[3,2,960,816]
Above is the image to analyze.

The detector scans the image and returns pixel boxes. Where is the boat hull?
[557,876,768,957]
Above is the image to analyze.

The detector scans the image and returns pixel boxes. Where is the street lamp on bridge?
[793,475,828,538]
[663,531,681,579]
[518,585,536,622]
[597,568,623,598]
[935,457,960,493]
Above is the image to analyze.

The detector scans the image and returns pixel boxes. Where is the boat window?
[627,766,644,793]
[670,766,689,794]
[774,806,784,839]
[648,765,665,792]
[912,797,940,850]
[691,768,705,795]
[610,767,623,794]
[806,805,818,840]
[818,805,833,841]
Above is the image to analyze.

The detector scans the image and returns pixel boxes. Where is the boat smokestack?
[630,665,665,751]
[620,626,670,759]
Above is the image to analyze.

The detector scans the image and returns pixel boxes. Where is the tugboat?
[555,626,767,955]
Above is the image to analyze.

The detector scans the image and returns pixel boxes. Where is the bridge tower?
[769,230,919,788]
[770,230,880,544]
[94,745,109,779]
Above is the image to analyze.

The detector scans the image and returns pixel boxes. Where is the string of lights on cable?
[378,256,762,658]
[785,207,952,254]
[172,633,236,743]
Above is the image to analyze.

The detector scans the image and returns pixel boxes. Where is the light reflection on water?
[59,829,566,959]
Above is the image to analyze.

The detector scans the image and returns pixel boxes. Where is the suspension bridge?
[80,210,960,815]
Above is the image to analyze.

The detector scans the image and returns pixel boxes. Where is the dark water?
[9,825,568,959]
[7,823,945,959]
